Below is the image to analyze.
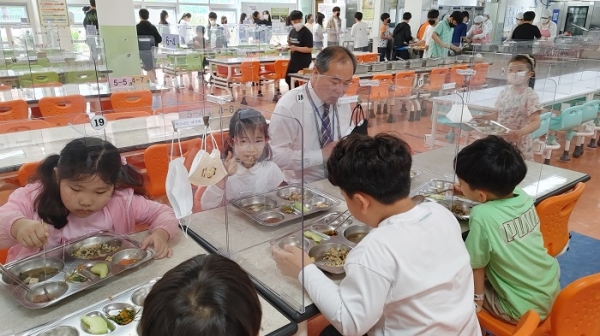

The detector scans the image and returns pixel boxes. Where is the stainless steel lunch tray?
[19,277,161,336]
[1,231,155,309]
[369,62,388,72]
[408,59,425,68]
[425,58,440,67]
[411,180,477,220]
[272,212,371,274]
[230,185,342,227]
[437,197,477,220]
[466,120,511,135]
[440,57,456,65]
[355,64,369,74]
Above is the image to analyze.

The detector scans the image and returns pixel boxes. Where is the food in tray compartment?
[19,267,60,284]
[283,191,304,201]
[107,307,137,325]
[294,202,310,212]
[81,315,109,334]
[263,217,281,224]
[66,270,89,283]
[32,293,54,303]
[244,204,271,212]
[313,202,329,209]
[118,258,140,266]
[346,232,368,244]
[322,247,349,267]
[280,204,296,214]
[304,230,323,243]
[72,242,121,259]
[323,229,338,236]
[451,204,469,216]
[90,263,109,278]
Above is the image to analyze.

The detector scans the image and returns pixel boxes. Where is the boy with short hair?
[454,135,560,324]
[273,133,481,336]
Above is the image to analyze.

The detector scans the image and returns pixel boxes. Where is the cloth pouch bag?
[188,127,227,186]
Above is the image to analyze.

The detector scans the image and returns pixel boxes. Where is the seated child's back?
[288,134,481,335]
[455,135,559,322]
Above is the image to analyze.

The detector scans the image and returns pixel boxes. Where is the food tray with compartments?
[18,277,161,336]
[229,185,341,227]
[411,179,477,220]
[466,120,511,135]
[271,212,372,274]
[1,231,155,309]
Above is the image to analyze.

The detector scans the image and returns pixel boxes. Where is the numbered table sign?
[164,34,180,49]
[90,115,107,131]
[109,77,133,88]
[86,25,98,36]
[132,75,150,87]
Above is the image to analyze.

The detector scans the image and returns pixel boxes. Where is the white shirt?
[178,22,190,43]
[424,25,436,58]
[351,21,370,48]
[484,19,493,35]
[301,203,481,336]
[270,81,352,184]
[314,24,324,42]
[200,161,284,210]
[222,24,231,42]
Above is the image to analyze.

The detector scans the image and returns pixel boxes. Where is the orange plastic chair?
[0,119,53,133]
[73,111,151,124]
[345,76,361,97]
[469,63,490,88]
[215,65,229,78]
[307,314,330,336]
[0,100,29,122]
[143,138,201,198]
[535,182,586,257]
[232,61,261,104]
[363,53,378,63]
[422,67,449,92]
[449,64,469,89]
[261,59,290,101]
[391,71,417,122]
[0,248,8,263]
[355,54,365,63]
[369,74,394,116]
[513,311,541,336]
[38,94,87,126]
[0,84,10,91]
[110,90,153,114]
[18,161,40,186]
[478,272,600,336]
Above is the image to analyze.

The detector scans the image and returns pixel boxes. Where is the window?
[146,7,176,24]
[0,5,28,24]
[179,5,209,26]
[211,0,236,4]
[68,6,87,26]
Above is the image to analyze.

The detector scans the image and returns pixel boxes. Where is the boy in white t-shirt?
[351,12,370,52]
[273,133,481,336]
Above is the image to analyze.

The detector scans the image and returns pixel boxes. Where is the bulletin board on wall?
[241,3,294,28]
[504,6,525,32]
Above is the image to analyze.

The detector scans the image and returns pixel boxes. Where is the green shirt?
[429,19,453,58]
[465,188,560,320]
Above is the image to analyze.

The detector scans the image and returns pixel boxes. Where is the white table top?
[0,112,232,174]
[432,70,600,110]
[0,66,111,80]
[185,145,589,317]
[0,232,294,336]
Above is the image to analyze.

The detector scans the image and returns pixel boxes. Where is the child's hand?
[272,244,312,278]
[141,229,172,259]
[506,130,521,144]
[224,152,237,176]
[12,219,51,248]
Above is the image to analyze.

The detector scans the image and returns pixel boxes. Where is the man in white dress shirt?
[269,46,356,183]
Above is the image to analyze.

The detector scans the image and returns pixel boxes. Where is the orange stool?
[0,100,29,122]
[232,61,261,105]
[110,90,153,114]
[369,73,393,117]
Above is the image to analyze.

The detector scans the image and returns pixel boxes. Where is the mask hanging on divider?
[446,101,473,124]
[165,134,194,220]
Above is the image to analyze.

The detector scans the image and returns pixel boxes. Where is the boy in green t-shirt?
[453,135,560,324]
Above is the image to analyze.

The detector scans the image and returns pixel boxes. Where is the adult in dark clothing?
[286,10,313,89]
[136,9,162,82]
[83,0,98,30]
[452,11,469,46]
[207,12,227,49]
[392,12,413,60]
[511,11,540,88]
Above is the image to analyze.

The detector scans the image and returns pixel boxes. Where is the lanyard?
[304,84,341,148]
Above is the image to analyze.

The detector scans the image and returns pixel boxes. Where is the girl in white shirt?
[199,109,284,211]
[313,13,325,50]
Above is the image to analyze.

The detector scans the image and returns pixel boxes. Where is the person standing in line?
[505,12,524,41]
[483,12,494,40]
[313,13,325,51]
[83,0,98,30]
[305,14,314,32]
[392,12,413,60]
[136,9,162,82]
[239,13,249,44]
[221,16,230,48]
[207,12,226,49]
[511,11,541,55]
[452,11,469,47]
[178,13,192,45]
[429,11,463,58]
[378,13,393,61]
[326,7,342,47]
[351,12,369,52]
[285,10,313,89]
[422,9,440,58]
[159,10,170,38]
[262,10,273,44]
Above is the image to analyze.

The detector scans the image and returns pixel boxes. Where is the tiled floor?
[161,71,599,240]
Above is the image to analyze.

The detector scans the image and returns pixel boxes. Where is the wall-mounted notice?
[38,0,70,27]
[361,0,375,21]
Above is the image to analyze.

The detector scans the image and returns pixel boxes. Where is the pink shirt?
[0,183,180,262]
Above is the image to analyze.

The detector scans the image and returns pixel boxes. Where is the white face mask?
[541,18,550,24]
[166,157,194,220]
[293,23,303,31]
[507,71,529,86]
[263,14,269,20]
[209,19,216,25]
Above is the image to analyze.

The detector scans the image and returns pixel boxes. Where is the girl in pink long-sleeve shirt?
[0,137,180,262]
